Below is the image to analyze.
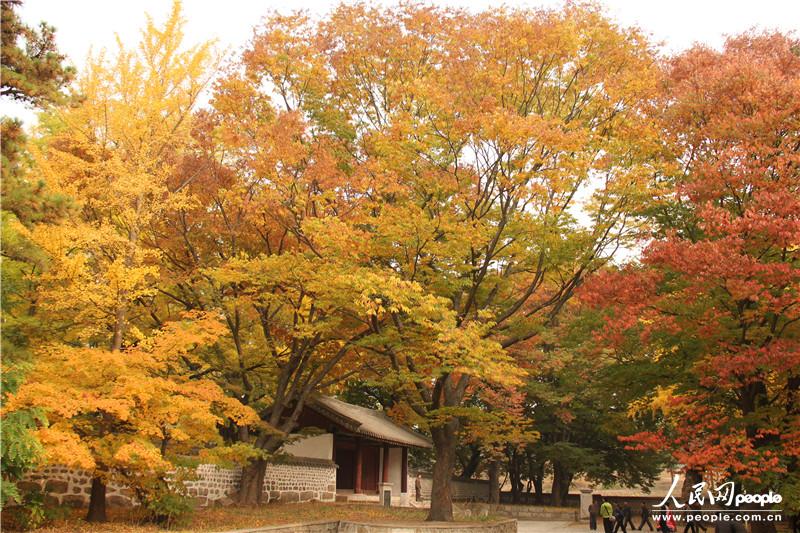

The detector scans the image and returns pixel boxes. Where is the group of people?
[589,497,709,533]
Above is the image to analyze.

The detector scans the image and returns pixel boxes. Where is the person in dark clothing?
[685,502,707,532]
[638,502,654,530]
[683,513,698,533]
[613,503,628,533]
[658,504,675,532]
[589,501,598,530]
[622,501,636,531]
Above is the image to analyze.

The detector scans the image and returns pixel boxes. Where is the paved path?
[517,521,590,532]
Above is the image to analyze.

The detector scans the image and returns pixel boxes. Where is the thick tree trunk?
[86,477,107,522]
[427,422,458,521]
[488,460,500,505]
[550,461,573,507]
[680,469,702,501]
[237,458,267,505]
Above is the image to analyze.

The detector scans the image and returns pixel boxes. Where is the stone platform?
[218,519,518,533]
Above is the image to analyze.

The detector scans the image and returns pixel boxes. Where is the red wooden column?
[382,445,390,483]
[400,447,408,493]
[354,438,363,494]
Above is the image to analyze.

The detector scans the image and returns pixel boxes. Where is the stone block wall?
[456,502,578,521]
[336,520,517,533]
[20,459,336,509]
[19,465,136,508]
[262,458,337,504]
[411,472,490,502]
[216,521,517,533]
[185,464,241,505]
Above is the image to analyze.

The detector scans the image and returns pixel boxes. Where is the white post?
[580,489,594,519]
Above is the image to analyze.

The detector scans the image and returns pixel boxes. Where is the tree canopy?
[1,2,797,529]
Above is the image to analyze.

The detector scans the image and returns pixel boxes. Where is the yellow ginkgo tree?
[6,2,257,522]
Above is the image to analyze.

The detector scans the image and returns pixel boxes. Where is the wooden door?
[336,448,355,490]
[361,445,380,493]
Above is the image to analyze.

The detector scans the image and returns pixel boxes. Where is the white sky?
[3,0,798,123]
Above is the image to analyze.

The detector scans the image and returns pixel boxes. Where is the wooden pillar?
[400,447,408,493]
[354,438,363,494]
[382,445,390,483]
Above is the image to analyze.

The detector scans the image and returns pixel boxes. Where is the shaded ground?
[4,503,429,532]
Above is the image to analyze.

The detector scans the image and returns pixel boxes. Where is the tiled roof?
[309,396,432,449]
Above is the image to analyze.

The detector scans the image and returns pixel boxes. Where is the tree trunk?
[531,462,544,504]
[488,460,500,505]
[508,449,521,504]
[427,422,458,521]
[550,461,573,507]
[458,444,481,480]
[86,477,107,522]
[680,469,702,501]
[237,458,267,505]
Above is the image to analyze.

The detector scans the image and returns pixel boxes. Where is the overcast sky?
[3,0,799,122]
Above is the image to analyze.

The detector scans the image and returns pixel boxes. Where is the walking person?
[658,504,676,533]
[685,502,707,533]
[622,501,636,531]
[414,474,422,502]
[589,500,598,531]
[613,503,629,533]
[600,496,615,533]
[638,502,655,531]
[683,513,698,533]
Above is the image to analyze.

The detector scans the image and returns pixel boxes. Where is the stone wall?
[261,458,337,504]
[337,520,517,533]
[21,458,336,509]
[220,521,339,533]
[18,465,136,508]
[411,472,490,502]
[219,520,517,533]
[456,502,578,521]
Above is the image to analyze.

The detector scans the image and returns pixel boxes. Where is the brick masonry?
[21,459,337,508]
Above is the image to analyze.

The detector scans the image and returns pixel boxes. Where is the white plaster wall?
[281,433,333,460]
[387,447,403,492]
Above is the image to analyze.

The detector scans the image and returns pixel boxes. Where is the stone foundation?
[20,457,336,509]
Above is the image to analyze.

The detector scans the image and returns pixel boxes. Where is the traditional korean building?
[283,395,432,504]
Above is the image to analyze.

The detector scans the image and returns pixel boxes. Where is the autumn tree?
[580,33,800,532]
[148,32,391,502]
[518,314,667,506]
[3,2,258,522]
[6,314,257,520]
[0,0,74,508]
[1,0,74,105]
[229,3,662,520]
